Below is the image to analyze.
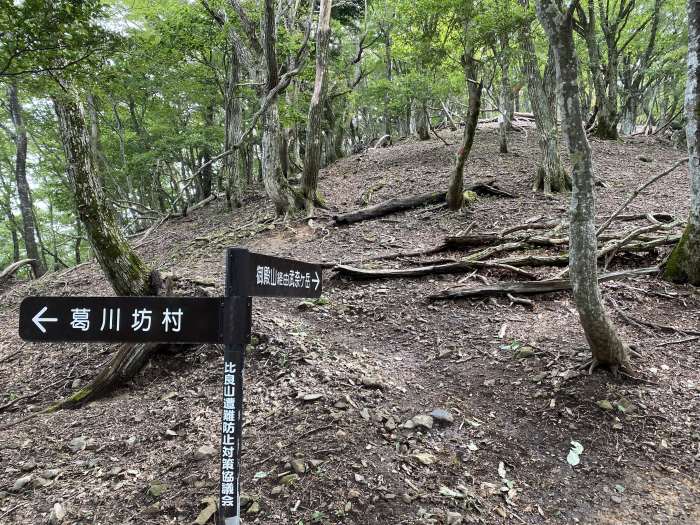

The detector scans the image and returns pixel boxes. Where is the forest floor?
[0,125,698,525]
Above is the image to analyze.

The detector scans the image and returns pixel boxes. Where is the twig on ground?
[596,157,688,237]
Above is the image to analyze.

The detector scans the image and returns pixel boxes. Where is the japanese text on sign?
[69,307,184,333]
[255,265,313,289]
[221,361,238,508]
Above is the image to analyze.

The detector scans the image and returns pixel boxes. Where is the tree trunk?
[7,83,45,277]
[300,0,332,212]
[521,33,570,194]
[498,50,512,153]
[447,54,482,211]
[537,0,630,373]
[53,92,157,297]
[664,0,700,285]
[260,0,292,215]
[198,104,214,199]
[415,101,430,141]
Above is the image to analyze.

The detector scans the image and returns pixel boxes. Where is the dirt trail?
[0,126,698,525]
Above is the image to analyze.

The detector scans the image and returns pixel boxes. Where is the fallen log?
[429,267,659,301]
[334,260,538,280]
[333,179,512,225]
[0,259,35,282]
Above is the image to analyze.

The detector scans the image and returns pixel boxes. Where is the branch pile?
[333,213,684,300]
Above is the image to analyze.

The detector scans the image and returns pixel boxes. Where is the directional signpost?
[19,247,322,525]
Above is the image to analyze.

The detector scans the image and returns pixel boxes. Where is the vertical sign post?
[219,249,251,525]
[17,246,321,525]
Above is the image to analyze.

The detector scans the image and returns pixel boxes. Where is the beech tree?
[53,89,157,297]
[520,26,570,194]
[664,0,699,284]
[301,0,333,213]
[4,83,45,277]
[536,0,631,373]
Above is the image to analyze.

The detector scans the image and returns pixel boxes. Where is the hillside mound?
[1,127,698,524]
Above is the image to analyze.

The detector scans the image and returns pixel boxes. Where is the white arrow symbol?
[32,306,58,333]
[312,271,321,291]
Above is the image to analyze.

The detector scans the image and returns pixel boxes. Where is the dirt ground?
[0,126,698,525]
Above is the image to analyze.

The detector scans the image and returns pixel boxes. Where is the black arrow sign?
[227,248,323,298]
[19,296,228,344]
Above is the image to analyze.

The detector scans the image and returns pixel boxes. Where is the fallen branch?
[333,260,538,280]
[597,158,688,236]
[429,267,659,301]
[334,190,446,225]
[333,179,509,225]
[0,259,35,281]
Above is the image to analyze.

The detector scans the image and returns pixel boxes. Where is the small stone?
[300,392,324,402]
[21,458,36,472]
[247,501,260,514]
[49,502,66,525]
[125,436,137,447]
[11,475,32,492]
[596,400,614,411]
[164,429,178,439]
[71,378,81,389]
[360,376,384,389]
[384,493,396,500]
[148,481,167,498]
[437,348,454,359]
[411,415,434,430]
[334,401,348,409]
[32,476,51,488]
[68,437,87,453]
[348,489,361,499]
[291,459,306,475]
[195,445,216,461]
[483,379,496,387]
[310,459,323,468]
[430,409,454,425]
[271,486,283,496]
[446,511,463,525]
[279,474,298,486]
[354,473,365,483]
[360,408,370,420]
[335,430,347,439]
[401,493,412,504]
[611,494,623,504]
[40,469,61,480]
[384,417,396,430]
[402,419,416,429]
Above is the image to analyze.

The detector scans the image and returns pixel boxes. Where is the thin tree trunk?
[415,101,430,141]
[224,41,243,208]
[447,54,482,211]
[260,0,292,214]
[537,0,630,373]
[300,0,333,212]
[521,33,570,194]
[664,0,700,285]
[7,83,45,277]
[53,92,157,296]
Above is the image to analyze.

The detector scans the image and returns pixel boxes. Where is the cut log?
[429,267,659,301]
[0,259,35,281]
[333,179,510,225]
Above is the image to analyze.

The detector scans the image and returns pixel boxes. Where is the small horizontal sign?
[228,249,323,298]
[19,296,226,343]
